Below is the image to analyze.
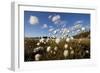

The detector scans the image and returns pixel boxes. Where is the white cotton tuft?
[66,38,70,42]
[39,38,44,43]
[37,42,40,46]
[85,50,89,53]
[63,50,69,58]
[35,54,41,61]
[70,36,74,40]
[53,51,56,55]
[81,27,85,31]
[64,44,68,49]
[55,38,60,44]
[46,46,51,52]
[54,46,58,51]
[70,50,74,54]
[46,38,49,42]
[50,50,53,54]
[33,47,43,53]
[69,47,73,50]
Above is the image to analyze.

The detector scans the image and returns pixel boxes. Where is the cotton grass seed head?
[85,50,89,53]
[46,46,51,52]
[36,42,40,46]
[39,38,44,43]
[70,50,74,54]
[54,46,58,51]
[81,27,85,31]
[33,47,43,53]
[64,44,68,49]
[50,50,53,54]
[35,54,41,61]
[66,38,70,42]
[70,36,74,40]
[43,42,46,44]
[53,51,56,55]
[55,38,60,44]
[69,47,73,50]
[46,38,49,42]
[63,50,69,58]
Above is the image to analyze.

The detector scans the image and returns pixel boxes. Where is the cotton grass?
[46,46,51,52]
[35,54,41,61]
[64,44,68,49]
[55,38,60,44]
[66,38,70,42]
[54,46,58,51]
[63,50,69,58]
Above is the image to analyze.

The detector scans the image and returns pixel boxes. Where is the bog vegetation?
[24,31,90,61]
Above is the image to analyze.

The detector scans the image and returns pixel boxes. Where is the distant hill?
[74,31,90,39]
[25,31,90,39]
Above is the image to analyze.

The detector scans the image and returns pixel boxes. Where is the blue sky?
[24,11,90,37]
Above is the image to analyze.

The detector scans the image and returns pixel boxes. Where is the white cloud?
[48,14,61,25]
[54,20,61,24]
[48,15,52,19]
[52,15,60,22]
[48,28,54,32]
[48,14,67,26]
[74,20,83,25]
[76,20,83,23]
[49,26,53,28]
[70,21,83,31]
[74,24,82,29]
[42,24,48,29]
[29,16,39,25]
